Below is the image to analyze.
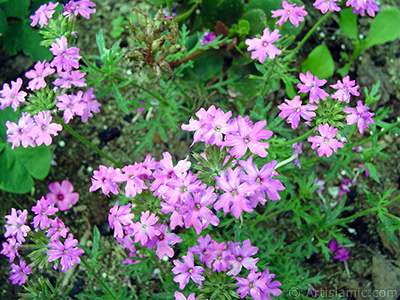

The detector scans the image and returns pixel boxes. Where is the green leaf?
[366,7,400,48]
[339,8,358,40]
[240,8,267,38]
[191,50,223,81]
[20,23,52,61]
[0,0,29,18]
[12,145,51,179]
[301,44,334,79]
[3,21,23,55]
[111,82,130,114]
[202,0,244,27]
[0,8,7,34]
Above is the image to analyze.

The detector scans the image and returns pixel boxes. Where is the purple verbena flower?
[9,259,32,286]
[4,209,31,244]
[172,251,205,290]
[46,180,79,211]
[108,201,135,239]
[56,92,86,123]
[5,113,36,149]
[259,268,283,299]
[53,70,87,89]
[236,268,282,300]
[25,60,55,90]
[307,124,344,157]
[271,0,308,27]
[174,291,196,300]
[79,88,101,123]
[0,78,27,111]
[201,31,217,45]
[149,222,182,259]
[114,163,152,198]
[314,0,342,14]
[209,240,231,272]
[30,110,62,146]
[343,100,375,134]
[131,211,160,246]
[63,0,96,19]
[333,247,350,261]
[89,165,120,196]
[30,1,59,28]
[1,238,20,262]
[31,196,59,230]
[292,142,303,169]
[227,239,259,276]
[313,177,325,193]
[346,0,379,17]
[188,234,213,266]
[277,95,318,129]
[46,233,84,272]
[46,217,70,242]
[49,36,81,72]
[245,28,282,63]
[328,238,339,252]
[297,71,329,104]
[330,75,360,103]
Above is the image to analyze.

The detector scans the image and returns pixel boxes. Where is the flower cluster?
[1,181,82,285]
[1,1,100,150]
[329,238,350,261]
[172,235,282,299]
[313,0,379,16]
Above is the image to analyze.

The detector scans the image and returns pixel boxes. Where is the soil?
[1,1,400,300]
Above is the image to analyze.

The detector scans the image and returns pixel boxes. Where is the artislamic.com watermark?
[288,286,399,298]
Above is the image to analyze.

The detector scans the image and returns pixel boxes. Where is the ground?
[1,1,400,299]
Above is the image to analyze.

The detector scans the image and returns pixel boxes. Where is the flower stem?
[284,11,332,63]
[272,128,316,148]
[55,116,123,168]
[353,120,400,147]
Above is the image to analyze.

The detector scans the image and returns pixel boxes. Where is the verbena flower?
[108,201,135,239]
[30,1,59,28]
[46,233,84,272]
[224,117,273,158]
[259,268,283,299]
[271,0,308,27]
[328,238,339,252]
[89,165,120,196]
[146,222,182,259]
[343,100,375,134]
[25,60,55,90]
[9,259,32,286]
[333,247,350,261]
[79,88,101,123]
[30,110,62,146]
[49,36,81,72]
[172,251,205,290]
[46,217,70,242]
[188,234,213,266]
[292,142,303,169]
[201,31,217,45]
[277,96,318,129]
[63,0,96,19]
[56,92,86,123]
[236,268,282,300]
[131,211,160,246]
[31,196,59,230]
[307,124,344,157]
[227,239,259,276]
[214,167,256,219]
[53,70,87,89]
[209,240,231,272]
[4,209,31,244]
[46,180,80,211]
[313,0,342,14]
[174,291,196,300]
[330,75,360,103]
[114,163,152,198]
[5,113,36,149]
[297,71,329,104]
[346,0,379,17]
[0,78,27,111]
[245,28,282,63]
[1,238,20,262]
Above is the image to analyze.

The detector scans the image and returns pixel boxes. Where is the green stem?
[353,120,400,147]
[80,258,117,299]
[55,117,123,168]
[284,11,332,63]
[272,128,316,148]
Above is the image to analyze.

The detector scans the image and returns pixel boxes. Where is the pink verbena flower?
[63,0,96,19]
[174,291,196,300]
[131,211,160,246]
[56,92,86,123]
[147,222,182,259]
[108,201,135,239]
[5,113,36,149]
[201,31,217,45]
[343,100,375,134]
[46,217,70,242]
[114,163,152,198]
[46,180,79,211]
[328,238,339,252]
[308,124,344,157]
[30,1,59,28]
[259,268,283,299]
[245,28,282,63]
[333,247,350,261]
[89,165,120,196]
[79,88,101,123]
[292,142,303,169]
[4,209,30,244]
[53,70,87,89]
[271,0,308,27]
[1,238,20,262]
[227,239,259,276]
[277,95,318,129]
[46,233,84,272]
[236,269,281,300]
[188,234,213,266]
[330,75,360,103]
[49,36,81,72]
[346,0,379,17]
[214,167,256,219]
[313,0,342,14]
[25,60,55,90]
[31,196,59,230]
[297,71,329,104]
[172,251,205,290]
[9,259,32,286]
[209,240,231,272]
[0,78,27,111]
[30,110,62,146]
[224,116,273,158]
